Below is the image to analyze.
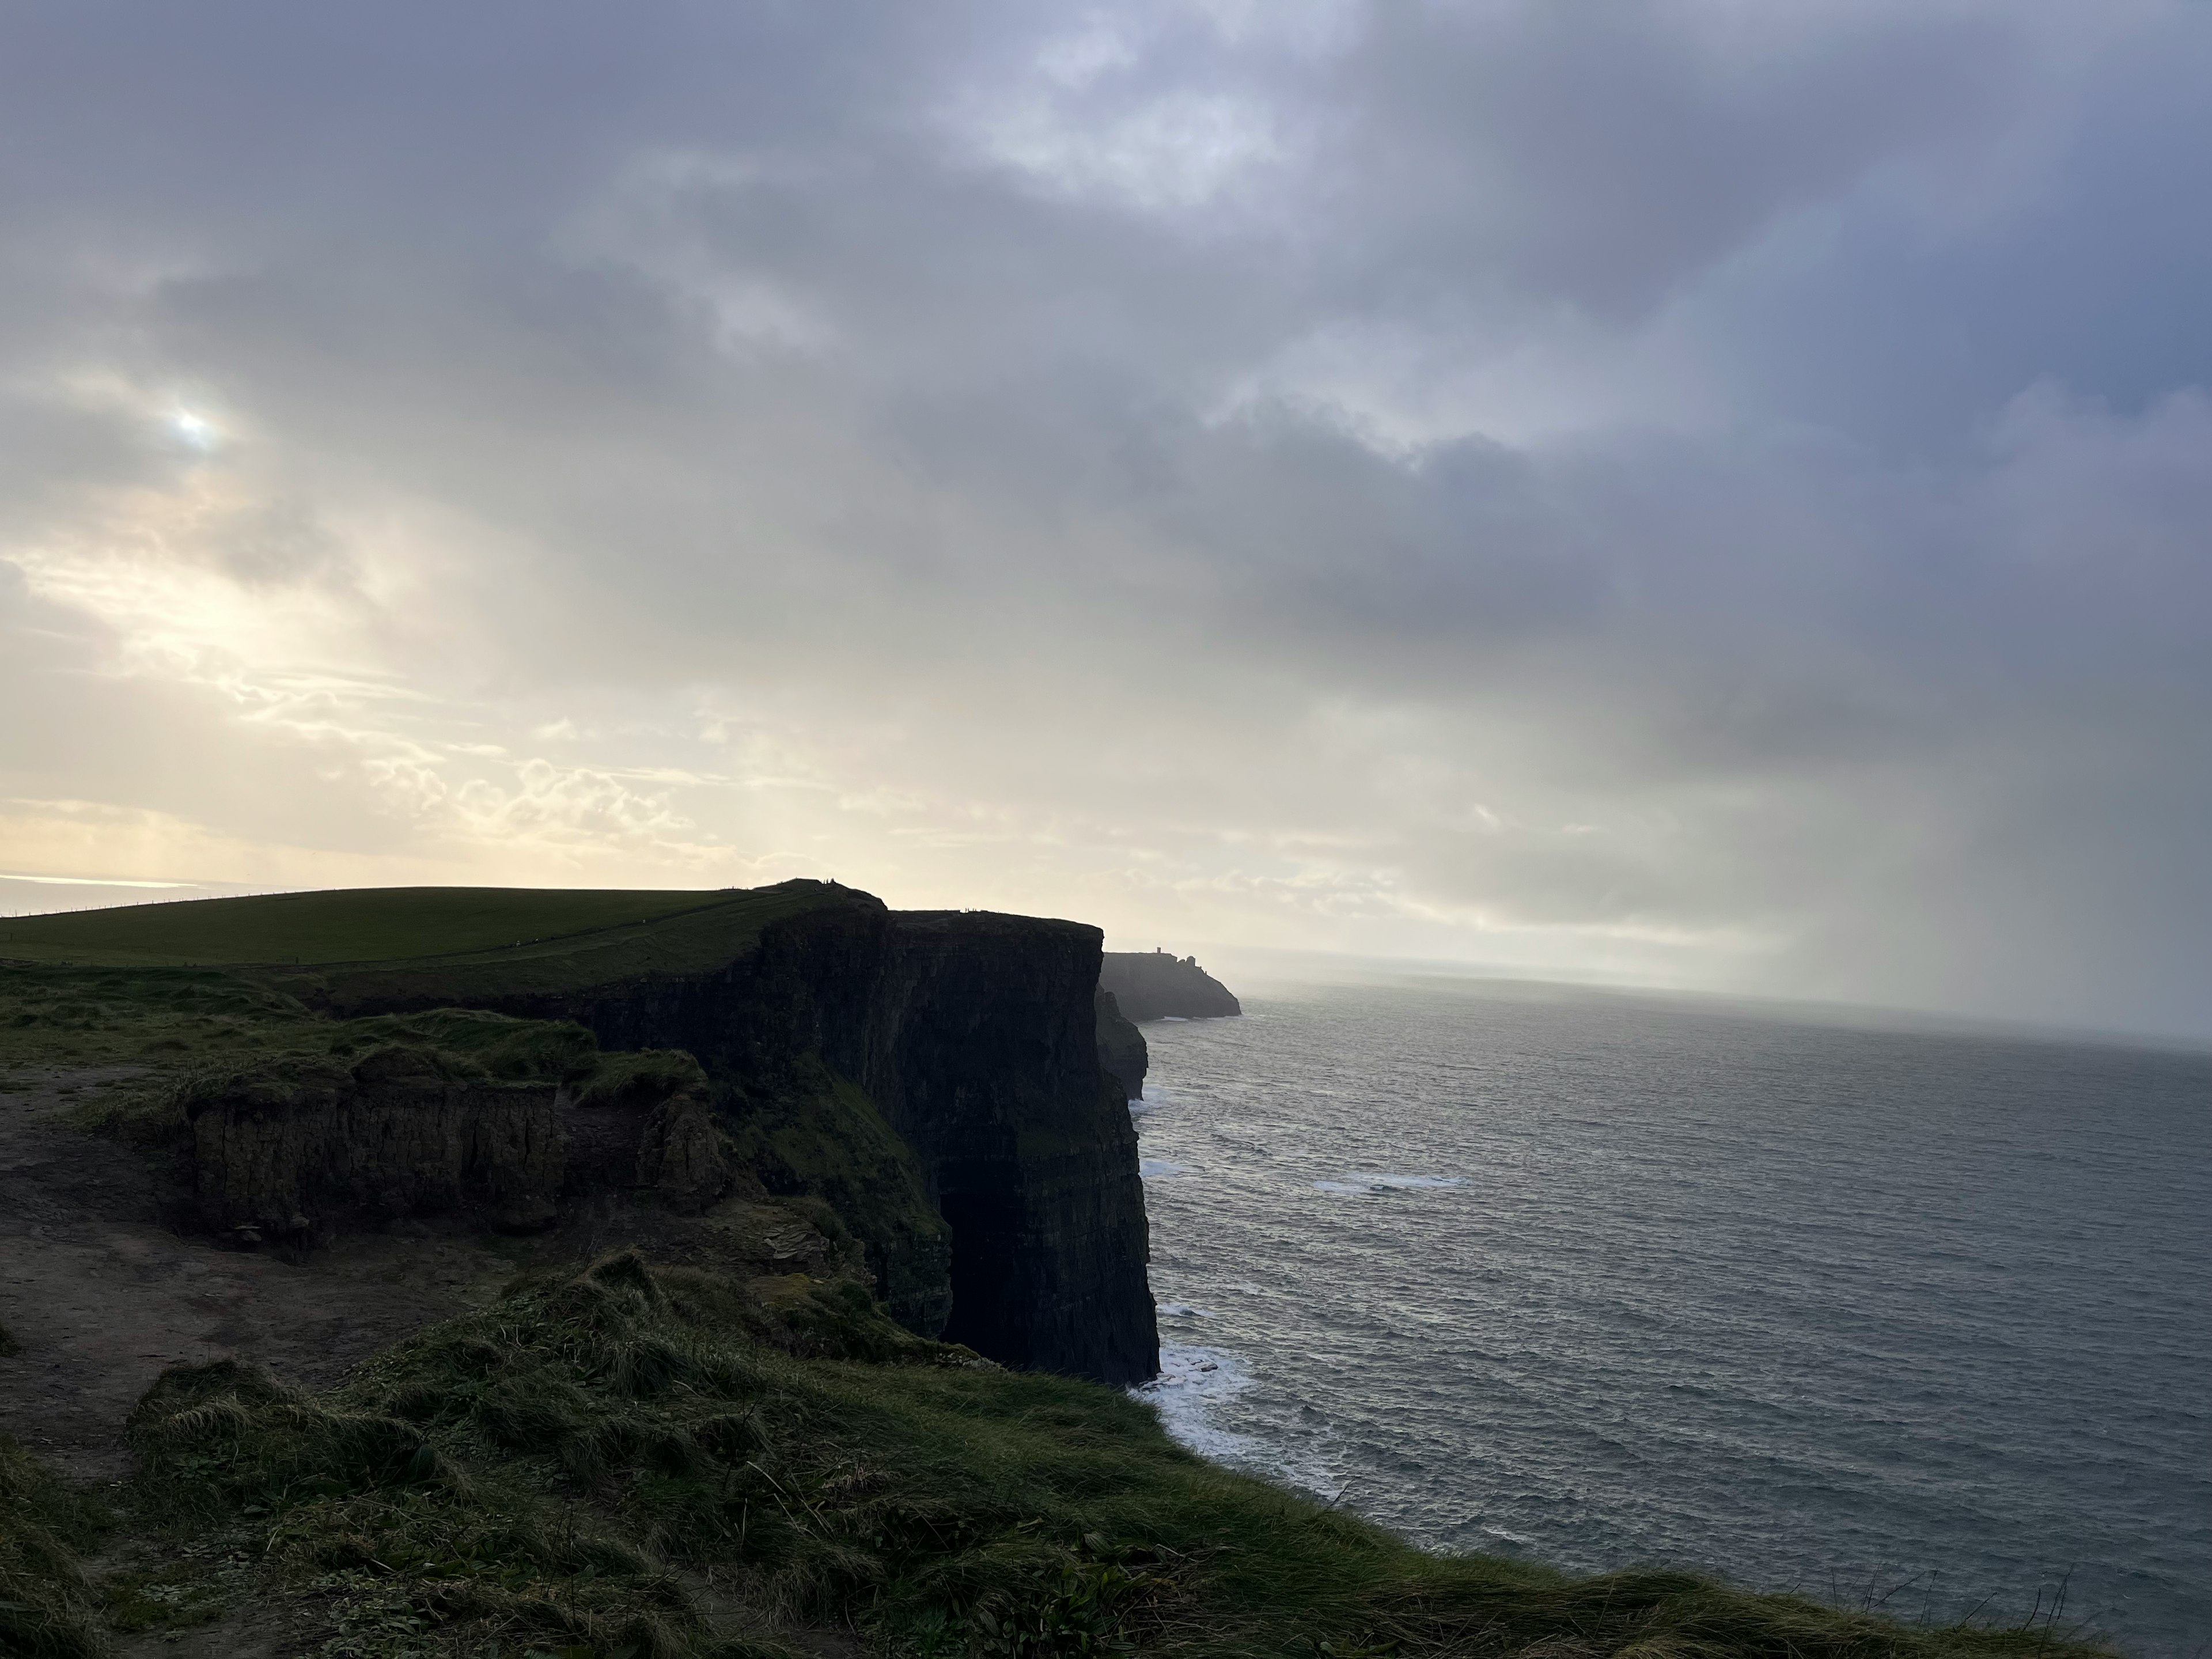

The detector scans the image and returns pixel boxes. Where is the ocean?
[1130,978,2212,1657]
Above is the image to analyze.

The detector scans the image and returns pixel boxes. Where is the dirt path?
[0,1066,518,1482]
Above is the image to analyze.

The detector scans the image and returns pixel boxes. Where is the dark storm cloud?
[2,1,2208,1035]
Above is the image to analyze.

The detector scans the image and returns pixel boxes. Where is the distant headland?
[1099,949,1243,1023]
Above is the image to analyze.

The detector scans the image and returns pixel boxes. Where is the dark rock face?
[342,887,1158,1384]
[855,914,1155,1385]
[187,1046,734,1241]
[189,1052,566,1238]
[1095,989,1147,1101]
[1099,951,1242,1022]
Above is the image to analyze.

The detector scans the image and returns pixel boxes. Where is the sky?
[3,1,2210,1037]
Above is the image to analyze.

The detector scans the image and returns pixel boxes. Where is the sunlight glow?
[170,408,219,450]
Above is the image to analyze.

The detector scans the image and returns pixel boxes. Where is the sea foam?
[1135,1346,1257,1462]
[1136,1346,1343,1502]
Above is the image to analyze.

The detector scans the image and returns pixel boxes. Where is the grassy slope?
[0,965,331,1081]
[298,882,864,1014]
[0,887,731,968]
[0,879,865,1038]
[58,1252,2109,1659]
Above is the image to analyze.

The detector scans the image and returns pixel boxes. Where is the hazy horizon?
[6,4,2211,1037]
[10,875,2211,1055]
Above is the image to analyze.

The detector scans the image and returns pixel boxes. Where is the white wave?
[1135,1347,1346,1502]
[1134,1346,1257,1461]
[1140,1158,1190,1179]
[1314,1172,1465,1195]
[1158,1301,1218,1319]
[1130,1081,1191,1120]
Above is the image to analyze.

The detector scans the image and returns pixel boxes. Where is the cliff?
[278,884,1159,1384]
[2,881,1158,1385]
[1099,949,1243,1022]
[1095,988,1147,1100]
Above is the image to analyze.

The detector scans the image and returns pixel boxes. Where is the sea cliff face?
[1094,988,1147,1101]
[857,914,1155,1385]
[316,885,1158,1385]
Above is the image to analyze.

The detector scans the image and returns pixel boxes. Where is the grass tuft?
[0,1435,113,1659]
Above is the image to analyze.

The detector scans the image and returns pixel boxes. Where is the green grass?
[0,971,608,1150]
[290,882,872,1015]
[0,880,869,984]
[0,882,877,1037]
[108,1253,2117,1659]
[0,964,329,1077]
[0,887,730,968]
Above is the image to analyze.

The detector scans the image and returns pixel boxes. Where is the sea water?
[1131,979,2212,1656]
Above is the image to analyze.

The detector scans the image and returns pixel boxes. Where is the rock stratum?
[2,880,1158,1386]
[1099,949,1243,1022]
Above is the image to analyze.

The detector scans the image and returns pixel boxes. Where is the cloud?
[0,1,2207,1035]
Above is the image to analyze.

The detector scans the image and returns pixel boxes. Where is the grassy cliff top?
[0,884,809,968]
[0,882,881,1016]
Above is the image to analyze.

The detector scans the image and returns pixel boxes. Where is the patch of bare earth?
[0,1065,521,1482]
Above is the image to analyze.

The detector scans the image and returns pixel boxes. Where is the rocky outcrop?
[1095,988,1147,1101]
[187,1041,733,1241]
[187,1048,567,1239]
[310,884,1159,1385]
[1099,951,1241,1022]
[631,1092,733,1215]
[565,1058,734,1218]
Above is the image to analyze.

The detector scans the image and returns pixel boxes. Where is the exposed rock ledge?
[187,1043,728,1244]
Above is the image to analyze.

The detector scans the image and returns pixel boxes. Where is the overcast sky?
[3,1,2210,1036]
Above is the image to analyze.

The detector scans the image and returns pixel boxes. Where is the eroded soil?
[0,1065,525,1482]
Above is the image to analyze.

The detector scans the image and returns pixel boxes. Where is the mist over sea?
[1131,981,2211,1657]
